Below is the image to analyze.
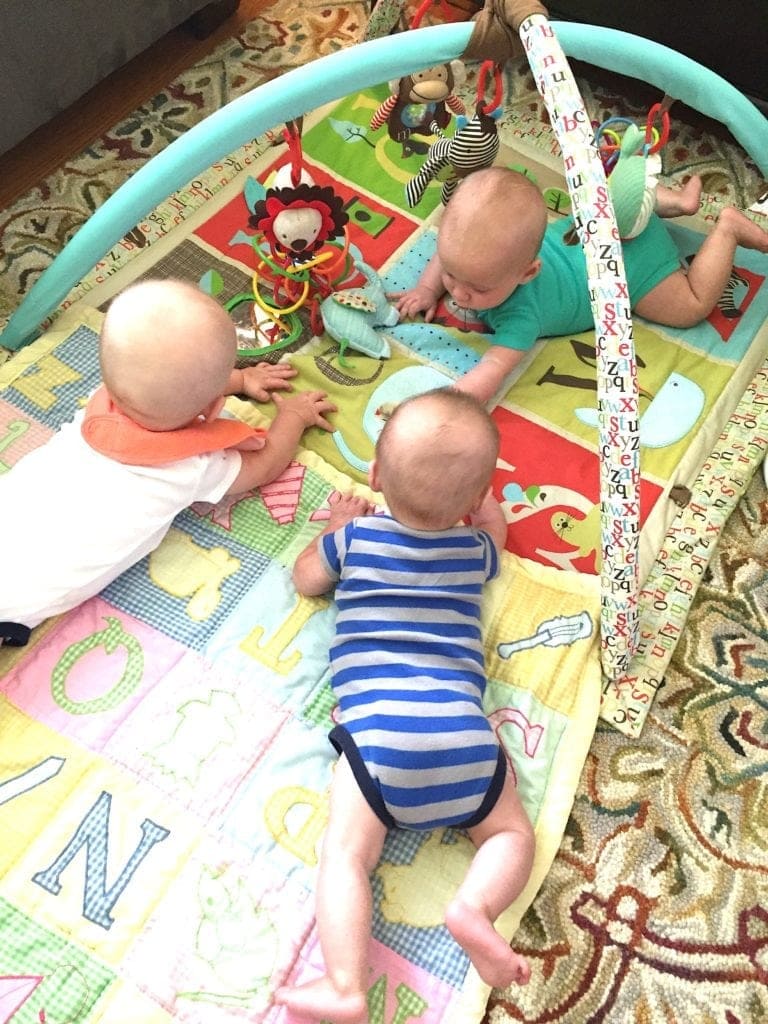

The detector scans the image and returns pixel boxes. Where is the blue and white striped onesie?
[320,513,506,831]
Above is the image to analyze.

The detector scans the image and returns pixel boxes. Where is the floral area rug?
[1,2,766,1020]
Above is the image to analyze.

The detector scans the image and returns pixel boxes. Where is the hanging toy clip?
[409,0,462,28]
[477,60,503,115]
[283,120,305,187]
[643,100,671,155]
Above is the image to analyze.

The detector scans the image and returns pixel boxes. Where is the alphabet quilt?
[1,87,766,1023]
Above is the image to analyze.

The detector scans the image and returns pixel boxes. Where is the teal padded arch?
[2,20,766,351]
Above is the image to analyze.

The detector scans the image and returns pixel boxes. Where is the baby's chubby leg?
[636,205,768,328]
[274,754,387,1022]
[445,769,535,989]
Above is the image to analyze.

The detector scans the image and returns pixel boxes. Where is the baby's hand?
[239,361,297,402]
[468,488,502,527]
[274,390,337,432]
[326,490,374,529]
[467,487,508,552]
[389,285,441,323]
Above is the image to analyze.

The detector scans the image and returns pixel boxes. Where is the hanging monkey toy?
[405,61,503,207]
[370,62,466,158]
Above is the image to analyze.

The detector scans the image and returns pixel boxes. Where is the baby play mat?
[2,49,768,1024]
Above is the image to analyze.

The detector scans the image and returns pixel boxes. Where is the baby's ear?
[368,458,381,493]
[202,395,227,421]
[521,258,542,284]
[468,484,491,514]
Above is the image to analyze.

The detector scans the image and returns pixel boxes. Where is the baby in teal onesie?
[394,165,768,404]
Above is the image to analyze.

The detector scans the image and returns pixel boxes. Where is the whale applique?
[575,371,705,448]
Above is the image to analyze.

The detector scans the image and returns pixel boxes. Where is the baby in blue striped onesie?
[276,388,535,1024]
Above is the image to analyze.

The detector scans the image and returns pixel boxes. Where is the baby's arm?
[225,390,336,495]
[455,346,525,405]
[227,362,297,402]
[468,488,507,553]
[390,252,445,322]
[293,492,374,596]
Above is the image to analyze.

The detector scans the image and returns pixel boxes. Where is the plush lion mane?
[249,182,349,252]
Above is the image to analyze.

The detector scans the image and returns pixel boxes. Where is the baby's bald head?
[374,388,500,529]
[100,279,237,429]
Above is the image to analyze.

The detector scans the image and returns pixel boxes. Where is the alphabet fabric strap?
[600,359,768,733]
[519,14,640,679]
[81,386,266,466]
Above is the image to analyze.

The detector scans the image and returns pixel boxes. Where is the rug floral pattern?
[1,2,767,1020]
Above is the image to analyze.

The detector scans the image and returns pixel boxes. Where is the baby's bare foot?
[655,175,702,218]
[274,977,368,1022]
[675,175,703,216]
[445,898,531,989]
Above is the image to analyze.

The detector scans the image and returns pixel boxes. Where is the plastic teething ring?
[644,102,670,154]
[251,268,309,316]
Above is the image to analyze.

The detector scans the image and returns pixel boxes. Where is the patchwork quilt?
[1,86,766,1023]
